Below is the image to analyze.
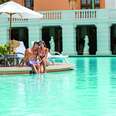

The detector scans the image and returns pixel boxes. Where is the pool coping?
[69,55,116,57]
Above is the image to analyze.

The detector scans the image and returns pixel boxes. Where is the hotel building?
[1,0,116,55]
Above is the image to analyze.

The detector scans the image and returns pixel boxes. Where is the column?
[0,27,8,44]
[96,23,111,55]
[62,24,77,55]
[28,26,42,47]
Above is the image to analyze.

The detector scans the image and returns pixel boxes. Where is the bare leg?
[36,64,40,73]
[32,64,38,74]
[43,60,47,73]
[40,62,46,73]
[40,64,44,73]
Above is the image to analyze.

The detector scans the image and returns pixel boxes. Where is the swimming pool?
[0,57,116,116]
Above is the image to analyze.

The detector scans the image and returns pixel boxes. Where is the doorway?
[111,24,116,54]
[76,25,97,55]
[11,27,29,48]
[42,26,62,53]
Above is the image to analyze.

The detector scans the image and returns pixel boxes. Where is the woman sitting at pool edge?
[37,41,48,73]
[23,42,40,74]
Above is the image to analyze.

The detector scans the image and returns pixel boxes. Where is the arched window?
[95,0,100,8]
[69,0,77,10]
[81,0,92,9]
[81,0,100,9]
[24,0,34,10]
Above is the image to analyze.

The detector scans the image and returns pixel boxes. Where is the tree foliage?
[0,0,9,4]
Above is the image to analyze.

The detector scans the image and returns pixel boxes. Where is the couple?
[23,41,48,73]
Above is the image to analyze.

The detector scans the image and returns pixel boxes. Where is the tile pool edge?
[69,55,116,57]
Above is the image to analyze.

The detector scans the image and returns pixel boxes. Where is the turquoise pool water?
[0,57,116,116]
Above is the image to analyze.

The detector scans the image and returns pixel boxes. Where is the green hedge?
[0,44,10,55]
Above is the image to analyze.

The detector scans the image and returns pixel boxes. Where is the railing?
[2,9,114,24]
[75,10,96,19]
[5,9,112,23]
[40,9,112,21]
[42,11,62,20]
[41,10,98,20]
[8,18,28,22]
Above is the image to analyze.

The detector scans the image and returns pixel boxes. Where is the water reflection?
[71,57,116,116]
[75,57,98,87]
[1,57,116,115]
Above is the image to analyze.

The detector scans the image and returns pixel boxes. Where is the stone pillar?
[96,23,111,55]
[62,24,77,55]
[28,26,42,47]
[0,27,8,44]
[38,27,42,41]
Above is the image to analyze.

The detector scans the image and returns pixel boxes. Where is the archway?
[11,27,29,48]
[76,25,97,55]
[111,24,116,54]
[42,26,62,53]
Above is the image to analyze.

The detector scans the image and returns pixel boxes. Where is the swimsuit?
[39,48,48,59]
[26,48,39,66]
[27,60,40,66]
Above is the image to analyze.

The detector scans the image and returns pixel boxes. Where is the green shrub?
[0,44,10,55]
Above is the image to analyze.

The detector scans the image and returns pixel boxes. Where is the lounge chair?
[15,41,25,57]
[47,51,68,64]
[0,54,5,66]
[4,41,25,66]
[15,41,25,65]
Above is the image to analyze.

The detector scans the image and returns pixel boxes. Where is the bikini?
[27,48,39,66]
[39,48,47,58]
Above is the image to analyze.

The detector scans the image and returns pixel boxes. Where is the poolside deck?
[0,63,74,75]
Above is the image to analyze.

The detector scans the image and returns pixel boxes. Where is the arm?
[41,48,48,61]
[38,48,48,63]
[21,49,29,66]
